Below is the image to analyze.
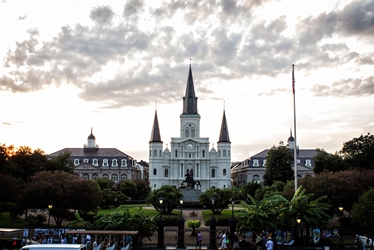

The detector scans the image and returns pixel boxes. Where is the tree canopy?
[340,133,374,170]
[313,148,347,174]
[263,142,294,186]
[146,185,182,214]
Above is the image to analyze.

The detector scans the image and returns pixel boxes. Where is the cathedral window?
[74,159,80,165]
[188,96,193,107]
[223,169,227,176]
[189,153,191,158]
[219,150,221,157]
[181,164,183,177]
[191,128,195,137]
[153,168,157,175]
[212,169,216,178]
[164,169,169,177]
[153,150,157,157]
[229,150,231,157]
[159,150,162,156]
[112,159,118,167]
[223,150,227,157]
[175,149,178,158]
[149,150,151,156]
[121,159,127,167]
[103,159,109,167]
[185,128,189,137]
[202,150,205,157]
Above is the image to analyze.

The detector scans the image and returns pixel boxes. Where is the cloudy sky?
[0,0,373,162]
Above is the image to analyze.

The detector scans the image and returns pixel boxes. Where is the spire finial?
[223,101,225,111]
[189,57,193,66]
[290,128,292,136]
[155,100,157,110]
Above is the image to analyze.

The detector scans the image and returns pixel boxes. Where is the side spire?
[150,110,162,142]
[218,109,230,142]
[182,64,198,114]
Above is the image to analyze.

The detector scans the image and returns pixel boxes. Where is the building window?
[164,169,169,177]
[223,150,227,157]
[223,169,227,176]
[121,174,127,181]
[305,159,312,167]
[74,159,80,165]
[262,159,266,166]
[92,174,98,180]
[297,159,301,164]
[219,150,221,157]
[83,174,89,180]
[196,163,199,178]
[253,175,260,183]
[212,169,216,178]
[153,150,157,157]
[102,174,109,179]
[191,128,195,137]
[253,159,259,167]
[149,150,151,156]
[102,159,109,167]
[121,159,127,167]
[83,159,89,163]
[202,150,205,158]
[229,150,230,157]
[93,159,98,166]
[112,159,118,167]
[153,168,157,175]
[159,150,162,157]
[175,149,178,158]
[185,128,189,137]
[189,153,191,158]
[111,174,118,182]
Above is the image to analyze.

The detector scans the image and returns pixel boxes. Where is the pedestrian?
[60,234,67,244]
[233,232,240,250]
[266,237,274,250]
[221,231,227,250]
[217,231,223,246]
[256,233,263,250]
[196,230,202,250]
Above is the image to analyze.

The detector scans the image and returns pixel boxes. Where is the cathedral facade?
[149,65,231,192]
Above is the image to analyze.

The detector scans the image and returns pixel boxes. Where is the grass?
[0,212,29,228]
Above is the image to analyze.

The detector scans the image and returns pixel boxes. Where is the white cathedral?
[149,65,231,192]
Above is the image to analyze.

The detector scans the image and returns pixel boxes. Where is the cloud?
[90,6,115,26]
[310,76,374,97]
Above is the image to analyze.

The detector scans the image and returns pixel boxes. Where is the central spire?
[182,65,198,114]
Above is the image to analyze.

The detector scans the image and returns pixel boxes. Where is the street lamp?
[339,204,344,237]
[229,198,236,245]
[48,202,53,229]
[208,197,217,250]
[157,197,165,249]
[296,213,301,249]
[177,197,186,249]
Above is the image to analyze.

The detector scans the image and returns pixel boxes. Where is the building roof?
[249,149,317,159]
[218,110,230,143]
[150,110,162,142]
[49,148,132,158]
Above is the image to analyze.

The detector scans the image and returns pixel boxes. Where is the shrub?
[27,214,47,226]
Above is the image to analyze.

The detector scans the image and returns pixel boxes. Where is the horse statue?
[355,234,374,249]
[181,169,201,189]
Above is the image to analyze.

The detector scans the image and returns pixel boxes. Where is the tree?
[199,188,241,214]
[146,185,182,214]
[351,188,374,225]
[340,133,374,170]
[95,178,116,191]
[119,180,138,200]
[313,148,347,174]
[133,180,151,200]
[263,142,294,186]
[18,171,102,227]
[0,174,19,204]
[240,181,262,200]
[0,144,14,175]
[46,151,74,173]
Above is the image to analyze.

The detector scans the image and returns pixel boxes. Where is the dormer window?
[262,160,266,166]
[102,159,109,167]
[121,159,127,167]
[112,159,118,167]
[93,159,98,166]
[74,159,80,165]
[305,159,312,167]
[83,159,89,163]
[253,159,259,167]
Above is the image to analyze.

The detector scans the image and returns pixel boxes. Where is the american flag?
[292,64,295,94]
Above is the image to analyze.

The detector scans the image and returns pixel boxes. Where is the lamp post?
[177,197,186,249]
[157,197,165,249]
[229,198,236,244]
[48,203,53,229]
[208,197,217,250]
[296,213,301,249]
[339,204,344,237]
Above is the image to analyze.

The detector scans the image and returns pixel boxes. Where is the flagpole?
[292,64,298,193]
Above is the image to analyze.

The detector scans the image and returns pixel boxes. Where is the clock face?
[187,143,194,149]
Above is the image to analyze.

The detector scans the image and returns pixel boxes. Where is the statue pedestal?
[181,189,202,202]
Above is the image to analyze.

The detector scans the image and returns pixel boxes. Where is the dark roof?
[182,65,198,114]
[250,149,317,159]
[150,110,162,142]
[49,148,132,158]
[218,110,230,143]
[87,128,95,140]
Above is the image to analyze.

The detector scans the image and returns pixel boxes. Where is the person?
[47,231,54,244]
[233,232,240,250]
[339,235,345,250]
[221,231,227,250]
[256,233,263,250]
[60,234,67,244]
[266,237,274,250]
[217,231,223,246]
[196,230,202,249]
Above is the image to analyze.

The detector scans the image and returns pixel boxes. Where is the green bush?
[27,214,47,226]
